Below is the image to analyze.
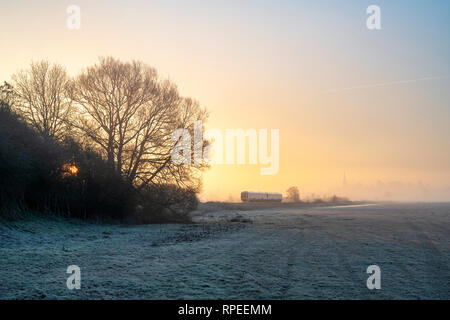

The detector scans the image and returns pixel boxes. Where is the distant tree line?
[285,186,350,204]
[0,57,208,223]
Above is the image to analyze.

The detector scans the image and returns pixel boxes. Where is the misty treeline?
[285,186,350,204]
[0,57,208,223]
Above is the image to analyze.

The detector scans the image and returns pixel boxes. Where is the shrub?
[129,185,198,224]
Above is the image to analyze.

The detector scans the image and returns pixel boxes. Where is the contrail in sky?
[331,75,448,92]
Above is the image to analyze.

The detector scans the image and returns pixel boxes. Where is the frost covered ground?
[0,203,449,299]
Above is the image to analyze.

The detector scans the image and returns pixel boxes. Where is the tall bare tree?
[73,57,208,190]
[12,61,74,139]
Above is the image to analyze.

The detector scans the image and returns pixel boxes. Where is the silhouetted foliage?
[1,57,205,223]
[72,57,208,190]
[0,107,135,221]
[0,106,61,216]
[130,184,198,224]
[286,186,301,202]
[0,82,16,112]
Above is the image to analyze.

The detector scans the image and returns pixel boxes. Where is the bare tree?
[73,57,208,191]
[12,61,74,139]
[286,186,300,202]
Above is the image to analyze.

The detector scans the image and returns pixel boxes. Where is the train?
[241,191,282,202]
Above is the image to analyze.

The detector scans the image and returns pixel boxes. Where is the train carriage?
[241,191,282,202]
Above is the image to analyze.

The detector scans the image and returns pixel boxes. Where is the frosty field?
[0,203,449,299]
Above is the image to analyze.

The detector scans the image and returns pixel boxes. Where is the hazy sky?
[1,0,449,201]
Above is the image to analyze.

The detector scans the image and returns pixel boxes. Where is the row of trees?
[4,57,208,191]
[0,57,209,222]
[285,186,350,204]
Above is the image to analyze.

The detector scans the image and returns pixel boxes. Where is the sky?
[0,0,449,201]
